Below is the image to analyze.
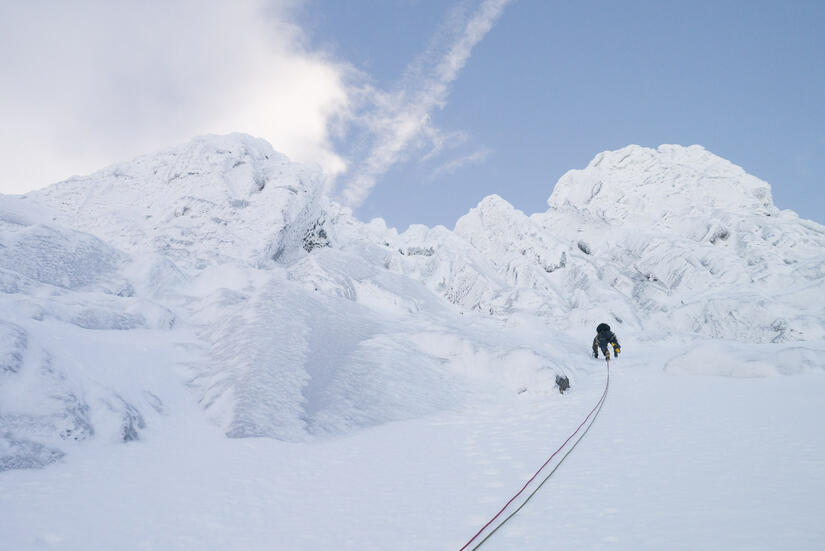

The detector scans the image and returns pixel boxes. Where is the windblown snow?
[2,135,824,549]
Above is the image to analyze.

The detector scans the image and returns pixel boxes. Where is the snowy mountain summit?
[533,144,825,342]
[2,135,824,473]
[32,134,328,271]
[549,144,775,220]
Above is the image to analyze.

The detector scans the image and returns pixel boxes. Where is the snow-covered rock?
[547,144,776,221]
[29,133,328,271]
[3,134,824,470]
[534,144,825,341]
[0,196,178,471]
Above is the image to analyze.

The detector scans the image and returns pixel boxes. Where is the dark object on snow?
[593,323,621,359]
[555,375,570,394]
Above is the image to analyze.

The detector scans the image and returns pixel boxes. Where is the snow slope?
[2,343,823,550]
[2,135,824,549]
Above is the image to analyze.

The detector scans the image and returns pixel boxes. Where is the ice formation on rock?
[2,135,824,470]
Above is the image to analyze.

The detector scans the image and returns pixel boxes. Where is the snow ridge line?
[459,361,611,550]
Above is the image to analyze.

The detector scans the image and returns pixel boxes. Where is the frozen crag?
[385,144,825,343]
[547,144,776,221]
[31,133,328,270]
[3,135,824,471]
[535,144,825,341]
[0,196,177,472]
[23,134,524,450]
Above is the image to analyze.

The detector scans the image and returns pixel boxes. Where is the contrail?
[340,0,514,208]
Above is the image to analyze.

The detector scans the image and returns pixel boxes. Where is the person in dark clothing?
[593,323,620,359]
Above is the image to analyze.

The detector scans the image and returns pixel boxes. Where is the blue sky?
[2,0,823,228]
[299,0,825,228]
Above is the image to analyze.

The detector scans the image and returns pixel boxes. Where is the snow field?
[496,350,825,550]
[0,343,608,550]
[3,343,822,549]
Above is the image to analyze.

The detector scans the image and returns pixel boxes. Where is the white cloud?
[338,0,513,207]
[421,127,471,162]
[431,147,493,179]
[0,0,511,204]
[0,0,351,194]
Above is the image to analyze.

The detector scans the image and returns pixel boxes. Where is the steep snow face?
[30,134,327,271]
[186,257,468,442]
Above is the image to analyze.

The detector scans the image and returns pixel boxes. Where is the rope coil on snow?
[459,359,611,550]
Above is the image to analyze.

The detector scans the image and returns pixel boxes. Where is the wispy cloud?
[339,0,513,207]
[421,127,471,163]
[431,147,493,180]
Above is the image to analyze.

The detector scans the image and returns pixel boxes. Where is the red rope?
[459,360,610,551]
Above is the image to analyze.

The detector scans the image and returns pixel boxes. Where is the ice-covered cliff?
[3,135,824,471]
[386,144,825,342]
[31,134,329,270]
[536,144,825,341]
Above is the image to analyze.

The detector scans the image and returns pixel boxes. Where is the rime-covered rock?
[1,134,823,460]
[30,133,327,270]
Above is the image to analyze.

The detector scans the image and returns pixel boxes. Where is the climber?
[592,323,621,359]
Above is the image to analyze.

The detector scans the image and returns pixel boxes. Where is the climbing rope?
[459,358,611,551]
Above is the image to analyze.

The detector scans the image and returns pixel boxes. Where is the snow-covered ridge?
[399,143,825,342]
[2,134,824,473]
